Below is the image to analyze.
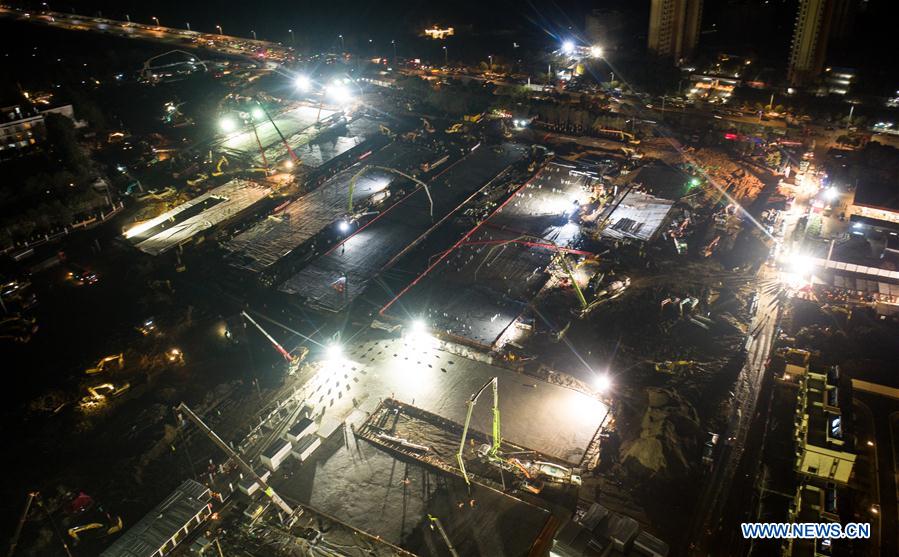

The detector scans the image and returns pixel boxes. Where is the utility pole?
[443,46,448,66]
[175,403,295,516]
[186,22,191,31]
[391,40,397,66]
[250,29,256,40]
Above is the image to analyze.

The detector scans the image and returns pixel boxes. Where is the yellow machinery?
[445,123,464,134]
[68,516,123,543]
[211,155,229,176]
[84,354,123,375]
[654,361,695,374]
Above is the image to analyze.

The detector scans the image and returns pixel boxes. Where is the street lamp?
[391,39,397,65]
[326,342,343,361]
[338,220,350,233]
[594,373,612,393]
[186,22,191,31]
[338,34,344,51]
[288,28,295,43]
[151,16,159,27]
[250,29,256,40]
[218,116,237,133]
[294,74,312,91]
[326,81,352,104]
[250,106,265,121]
[216,24,223,35]
[590,45,603,58]
[488,54,493,69]
[442,45,448,66]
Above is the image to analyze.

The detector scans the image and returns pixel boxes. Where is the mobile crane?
[241,311,308,373]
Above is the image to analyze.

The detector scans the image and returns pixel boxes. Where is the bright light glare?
[338,220,350,233]
[590,45,603,58]
[283,159,295,170]
[789,254,813,275]
[562,40,575,55]
[219,116,237,133]
[326,343,343,360]
[327,82,352,104]
[824,186,839,202]
[294,74,311,91]
[594,373,612,393]
[411,319,426,334]
[250,106,265,120]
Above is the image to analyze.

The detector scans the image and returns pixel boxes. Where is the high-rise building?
[647,0,704,61]
[788,0,858,87]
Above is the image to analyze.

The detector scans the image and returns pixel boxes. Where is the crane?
[175,403,295,516]
[241,311,293,362]
[7,492,74,557]
[555,253,588,310]
[456,377,501,486]
[427,515,460,557]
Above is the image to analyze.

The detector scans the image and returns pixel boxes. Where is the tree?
[44,113,90,179]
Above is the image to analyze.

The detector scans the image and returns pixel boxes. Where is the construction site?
[6,71,788,557]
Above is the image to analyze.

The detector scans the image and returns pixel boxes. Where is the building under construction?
[224,140,442,281]
[381,161,601,349]
[279,142,529,312]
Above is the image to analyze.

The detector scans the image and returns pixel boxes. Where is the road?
[853,390,899,556]
[0,7,292,62]
[687,161,786,554]
[687,266,781,555]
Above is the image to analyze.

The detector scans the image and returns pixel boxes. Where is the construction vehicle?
[67,515,123,543]
[555,253,588,311]
[703,236,720,258]
[210,155,229,176]
[654,360,695,375]
[420,118,435,133]
[241,311,308,374]
[8,492,75,557]
[80,383,131,408]
[379,124,394,137]
[427,515,460,557]
[85,353,123,375]
[596,128,641,145]
[445,122,464,134]
[456,378,579,492]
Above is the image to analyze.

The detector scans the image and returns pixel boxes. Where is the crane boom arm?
[175,403,294,516]
[456,377,499,486]
[241,311,293,362]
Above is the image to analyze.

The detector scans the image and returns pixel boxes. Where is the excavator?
[445,122,464,134]
[210,155,229,177]
[80,383,131,409]
[420,118,435,133]
[654,360,695,375]
[84,353,123,375]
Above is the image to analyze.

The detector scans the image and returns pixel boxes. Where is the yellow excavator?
[445,122,464,134]
[211,155,229,176]
[85,353,123,375]
[654,360,695,374]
